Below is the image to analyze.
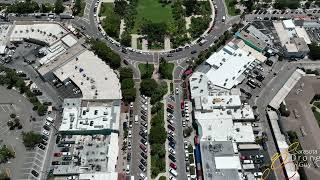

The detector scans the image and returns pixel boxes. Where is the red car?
[168,104,174,109]
[181,101,184,109]
[54,152,62,157]
[170,163,177,170]
[140,144,147,153]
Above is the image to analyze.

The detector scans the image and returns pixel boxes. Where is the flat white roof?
[269,69,305,109]
[79,172,118,180]
[108,133,119,172]
[196,110,255,142]
[274,22,290,45]
[10,23,67,45]
[284,43,298,52]
[205,43,255,89]
[61,34,78,47]
[295,26,311,44]
[59,103,120,132]
[54,50,122,100]
[215,156,241,169]
[236,40,267,62]
[0,45,6,54]
[283,19,295,29]
[189,72,210,98]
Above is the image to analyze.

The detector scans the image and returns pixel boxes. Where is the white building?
[274,20,310,58]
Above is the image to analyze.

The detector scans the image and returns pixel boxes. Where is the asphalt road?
[70,0,236,63]
[172,84,187,180]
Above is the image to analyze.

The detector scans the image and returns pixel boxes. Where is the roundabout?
[71,0,240,63]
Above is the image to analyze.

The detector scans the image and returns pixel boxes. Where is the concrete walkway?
[131,34,142,49]
[142,39,148,51]
[164,36,171,50]
[119,19,126,39]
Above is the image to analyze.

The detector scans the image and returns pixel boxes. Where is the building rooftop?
[59,99,120,133]
[54,50,122,100]
[283,19,296,29]
[295,26,311,44]
[235,40,267,62]
[61,34,78,47]
[195,111,255,142]
[274,21,290,45]
[200,141,241,180]
[205,42,256,89]
[53,134,119,175]
[269,69,305,109]
[293,37,309,52]
[199,95,242,110]
[10,23,67,46]
[79,172,119,180]
[246,25,272,45]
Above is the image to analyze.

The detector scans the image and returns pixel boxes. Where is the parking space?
[0,86,55,180]
[128,94,149,180]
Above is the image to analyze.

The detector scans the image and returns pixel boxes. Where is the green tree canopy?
[119,67,133,81]
[54,0,65,14]
[140,79,158,97]
[22,131,42,149]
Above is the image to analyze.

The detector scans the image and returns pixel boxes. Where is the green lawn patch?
[312,108,320,127]
[133,0,174,33]
[99,3,113,17]
[159,60,174,80]
[138,63,154,79]
[225,0,239,16]
[100,3,121,39]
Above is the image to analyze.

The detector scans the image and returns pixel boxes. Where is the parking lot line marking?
[1,106,6,112]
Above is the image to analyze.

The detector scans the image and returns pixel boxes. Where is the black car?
[31,170,39,177]
[43,125,50,131]
[140,159,147,166]
[127,152,131,161]
[256,75,265,82]
[63,156,72,161]
[42,139,48,145]
[55,134,61,144]
[191,50,197,54]
[141,115,146,121]
[168,135,175,143]
[61,161,71,165]
[61,147,70,152]
[167,54,174,57]
[169,141,176,149]
[139,164,146,172]
[168,154,176,162]
[141,152,147,159]
[52,161,61,165]
[167,108,174,114]
[121,48,127,54]
[141,110,147,115]
[42,135,49,141]
[181,111,185,117]
[141,138,148,146]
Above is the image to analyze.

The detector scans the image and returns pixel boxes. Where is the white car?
[186,117,190,121]
[184,141,189,149]
[128,130,132,138]
[139,173,147,180]
[182,121,186,127]
[175,88,179,95]
[128,140,132,150]
[64,80,71,86]
[168,130,175,137]
[42,129,50,136]
[167,119,174,124]
[169,148,176,155]
[44,121,51,126]
[141,105,147,111]
[130,102,133,108]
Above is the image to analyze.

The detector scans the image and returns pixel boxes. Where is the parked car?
[141,152,147,159]
[31,170,39,177]
[140,159,147,166]
[52,161,61,165]
[167,124,175,131]
[140,144,147,153]
[169,141,176,149]
[170,162,177,170]
[169,154,176,162]
[139,164,146,172]
[168,104,174,109]
[38,143,46,150]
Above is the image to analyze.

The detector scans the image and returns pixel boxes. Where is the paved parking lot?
[0,86,50,180]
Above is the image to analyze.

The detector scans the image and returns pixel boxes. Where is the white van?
[243,160,253,164]
[62,152,71,156]
[46,116,54,123]
[126,164,130,174]
[134,115,139,124]
[169,168,178,177]
[253,172,263,177]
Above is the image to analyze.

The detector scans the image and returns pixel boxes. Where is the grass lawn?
[99,3,114,17]
[133,0,174,33]
[78,0,86,17]
[312,108,320,127]
[138,63,154,79]
[159,62,174,80]
[225,0,238,16]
